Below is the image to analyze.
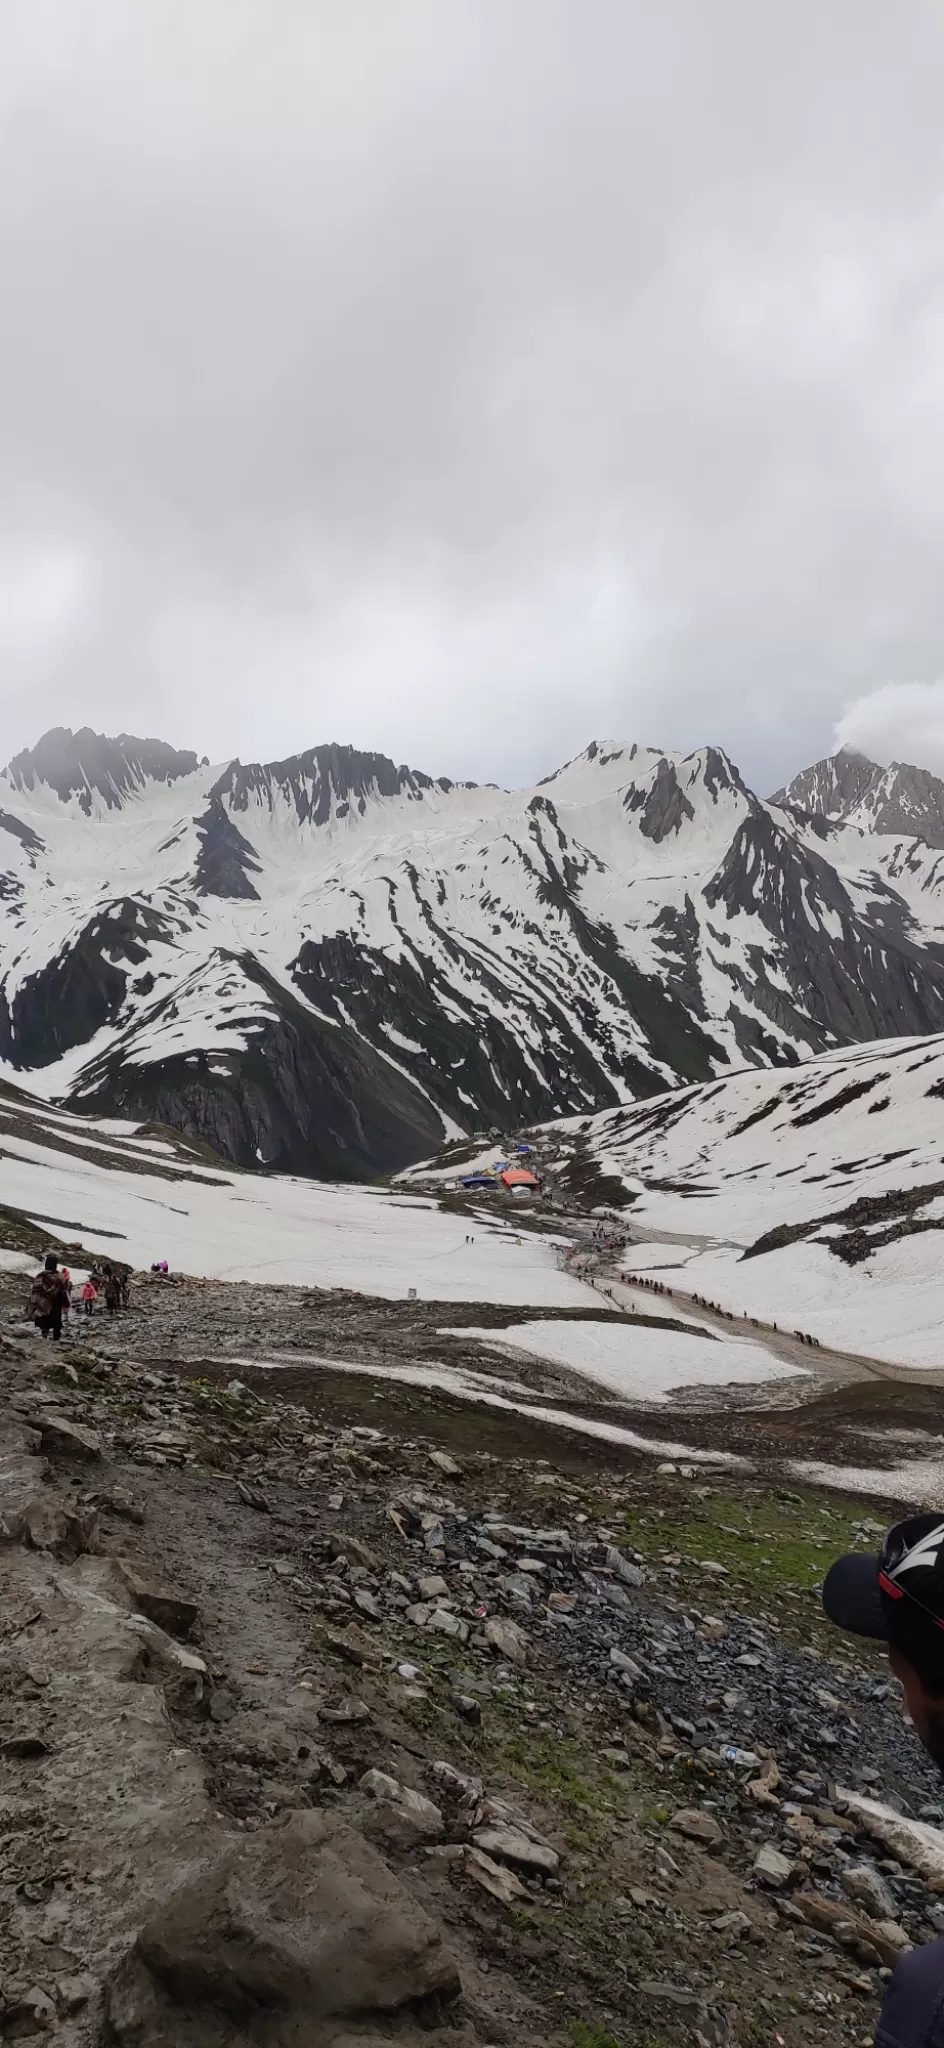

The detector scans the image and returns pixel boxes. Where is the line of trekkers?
[27,1254,132,1342]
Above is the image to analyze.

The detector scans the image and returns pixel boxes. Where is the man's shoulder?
[878,1940,944,2048]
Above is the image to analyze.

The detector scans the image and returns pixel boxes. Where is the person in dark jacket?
[824,1514,944,2046]
[28,1254,70,1341]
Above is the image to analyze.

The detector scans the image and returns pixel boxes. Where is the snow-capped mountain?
[530,1032,944,1368]
[774,744,944,846]
[5,723,944,1177]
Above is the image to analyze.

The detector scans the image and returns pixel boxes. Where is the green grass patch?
[569,2023,625,2048]
[625,1482,882,1602]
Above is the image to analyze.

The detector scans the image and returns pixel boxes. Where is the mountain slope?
[0,1075,584,1302]
[5,726,944,1175]
[534,1031,944,1366]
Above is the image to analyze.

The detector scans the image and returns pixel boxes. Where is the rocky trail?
[3,1269,944,2046]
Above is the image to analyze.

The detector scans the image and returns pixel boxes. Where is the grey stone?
[122,1809,459,2023]
[752,1844,795,1889]
[609,1647,644,1681]
[33,1411,102,1460]
[484,1616,529,1666]
[471,1823,559,1876]
[669,1807,723,1846]
[417,1574,449,1600]
[428,1450,462,1477]
[113,1560,199,1639]
[465,1846,527,1905]
[841,1863,899,1922]
[359,1769,445,1848]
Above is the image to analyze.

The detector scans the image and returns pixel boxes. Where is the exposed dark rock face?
[772,745,878,819]
[704,812,944,1052]
[192,800,262,900]
[3,902,178,1069]
[774,747,944,850]
[0,809,43,856]
[623,758,695,840]
[701,745,749,801]
[210,743,465,824]
[6,727,202,812]
[291,930,616,1131]
[77,957,446,1178]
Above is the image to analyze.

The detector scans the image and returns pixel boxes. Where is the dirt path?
[4,1316,940,2048]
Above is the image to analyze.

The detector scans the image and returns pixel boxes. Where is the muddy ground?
[3,1261,944,2047]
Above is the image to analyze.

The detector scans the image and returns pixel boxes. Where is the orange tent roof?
[500,1167,539,1187]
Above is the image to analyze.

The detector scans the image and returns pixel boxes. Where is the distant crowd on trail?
[27,1254,135,1342]
[620,1271,823,1348]
[589,1224,629,1252]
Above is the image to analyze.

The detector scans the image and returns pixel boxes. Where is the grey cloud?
[2,0,944,791]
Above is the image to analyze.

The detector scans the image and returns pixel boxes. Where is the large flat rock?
[130,1809,460,2025]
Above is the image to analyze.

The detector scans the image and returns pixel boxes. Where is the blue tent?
[516,1143,532,1153]
[492,1159,509,1171]
[462,1173,496,1190]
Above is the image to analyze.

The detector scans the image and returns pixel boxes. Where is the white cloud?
[834,680,944,776]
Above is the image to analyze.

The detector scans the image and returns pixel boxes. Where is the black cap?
[823,1514,944,1676]
[822,1550,888,1640]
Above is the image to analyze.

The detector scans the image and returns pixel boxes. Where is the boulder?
[15,1490,98,1561]
[838,1789,944,1887]
[465,1846,527,1905]
[0,1414,47,1537]
[125,1810,459,2023]
[670,1808,723,1846]
[841,1862,899,1922]
[471,1823,559,1876]
[32,1411,102,1460]
[752,1844,795,1889]
[483,1617,529,1666]
[359,1769,445,1849]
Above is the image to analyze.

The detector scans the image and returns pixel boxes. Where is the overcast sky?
[2,2,944,792]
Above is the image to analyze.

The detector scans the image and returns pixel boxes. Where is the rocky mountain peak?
[210,741,469,824]
[773,747,944,850]
[5,727,206,814]
[771,746,880,821]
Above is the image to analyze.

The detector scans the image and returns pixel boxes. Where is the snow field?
[440,1318,805,1403]
[0,1119,590,1306]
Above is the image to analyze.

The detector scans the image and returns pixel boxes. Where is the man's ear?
[890,1645,933,1737]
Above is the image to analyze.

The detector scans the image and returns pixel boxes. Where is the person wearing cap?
[824,1513,944,2045]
